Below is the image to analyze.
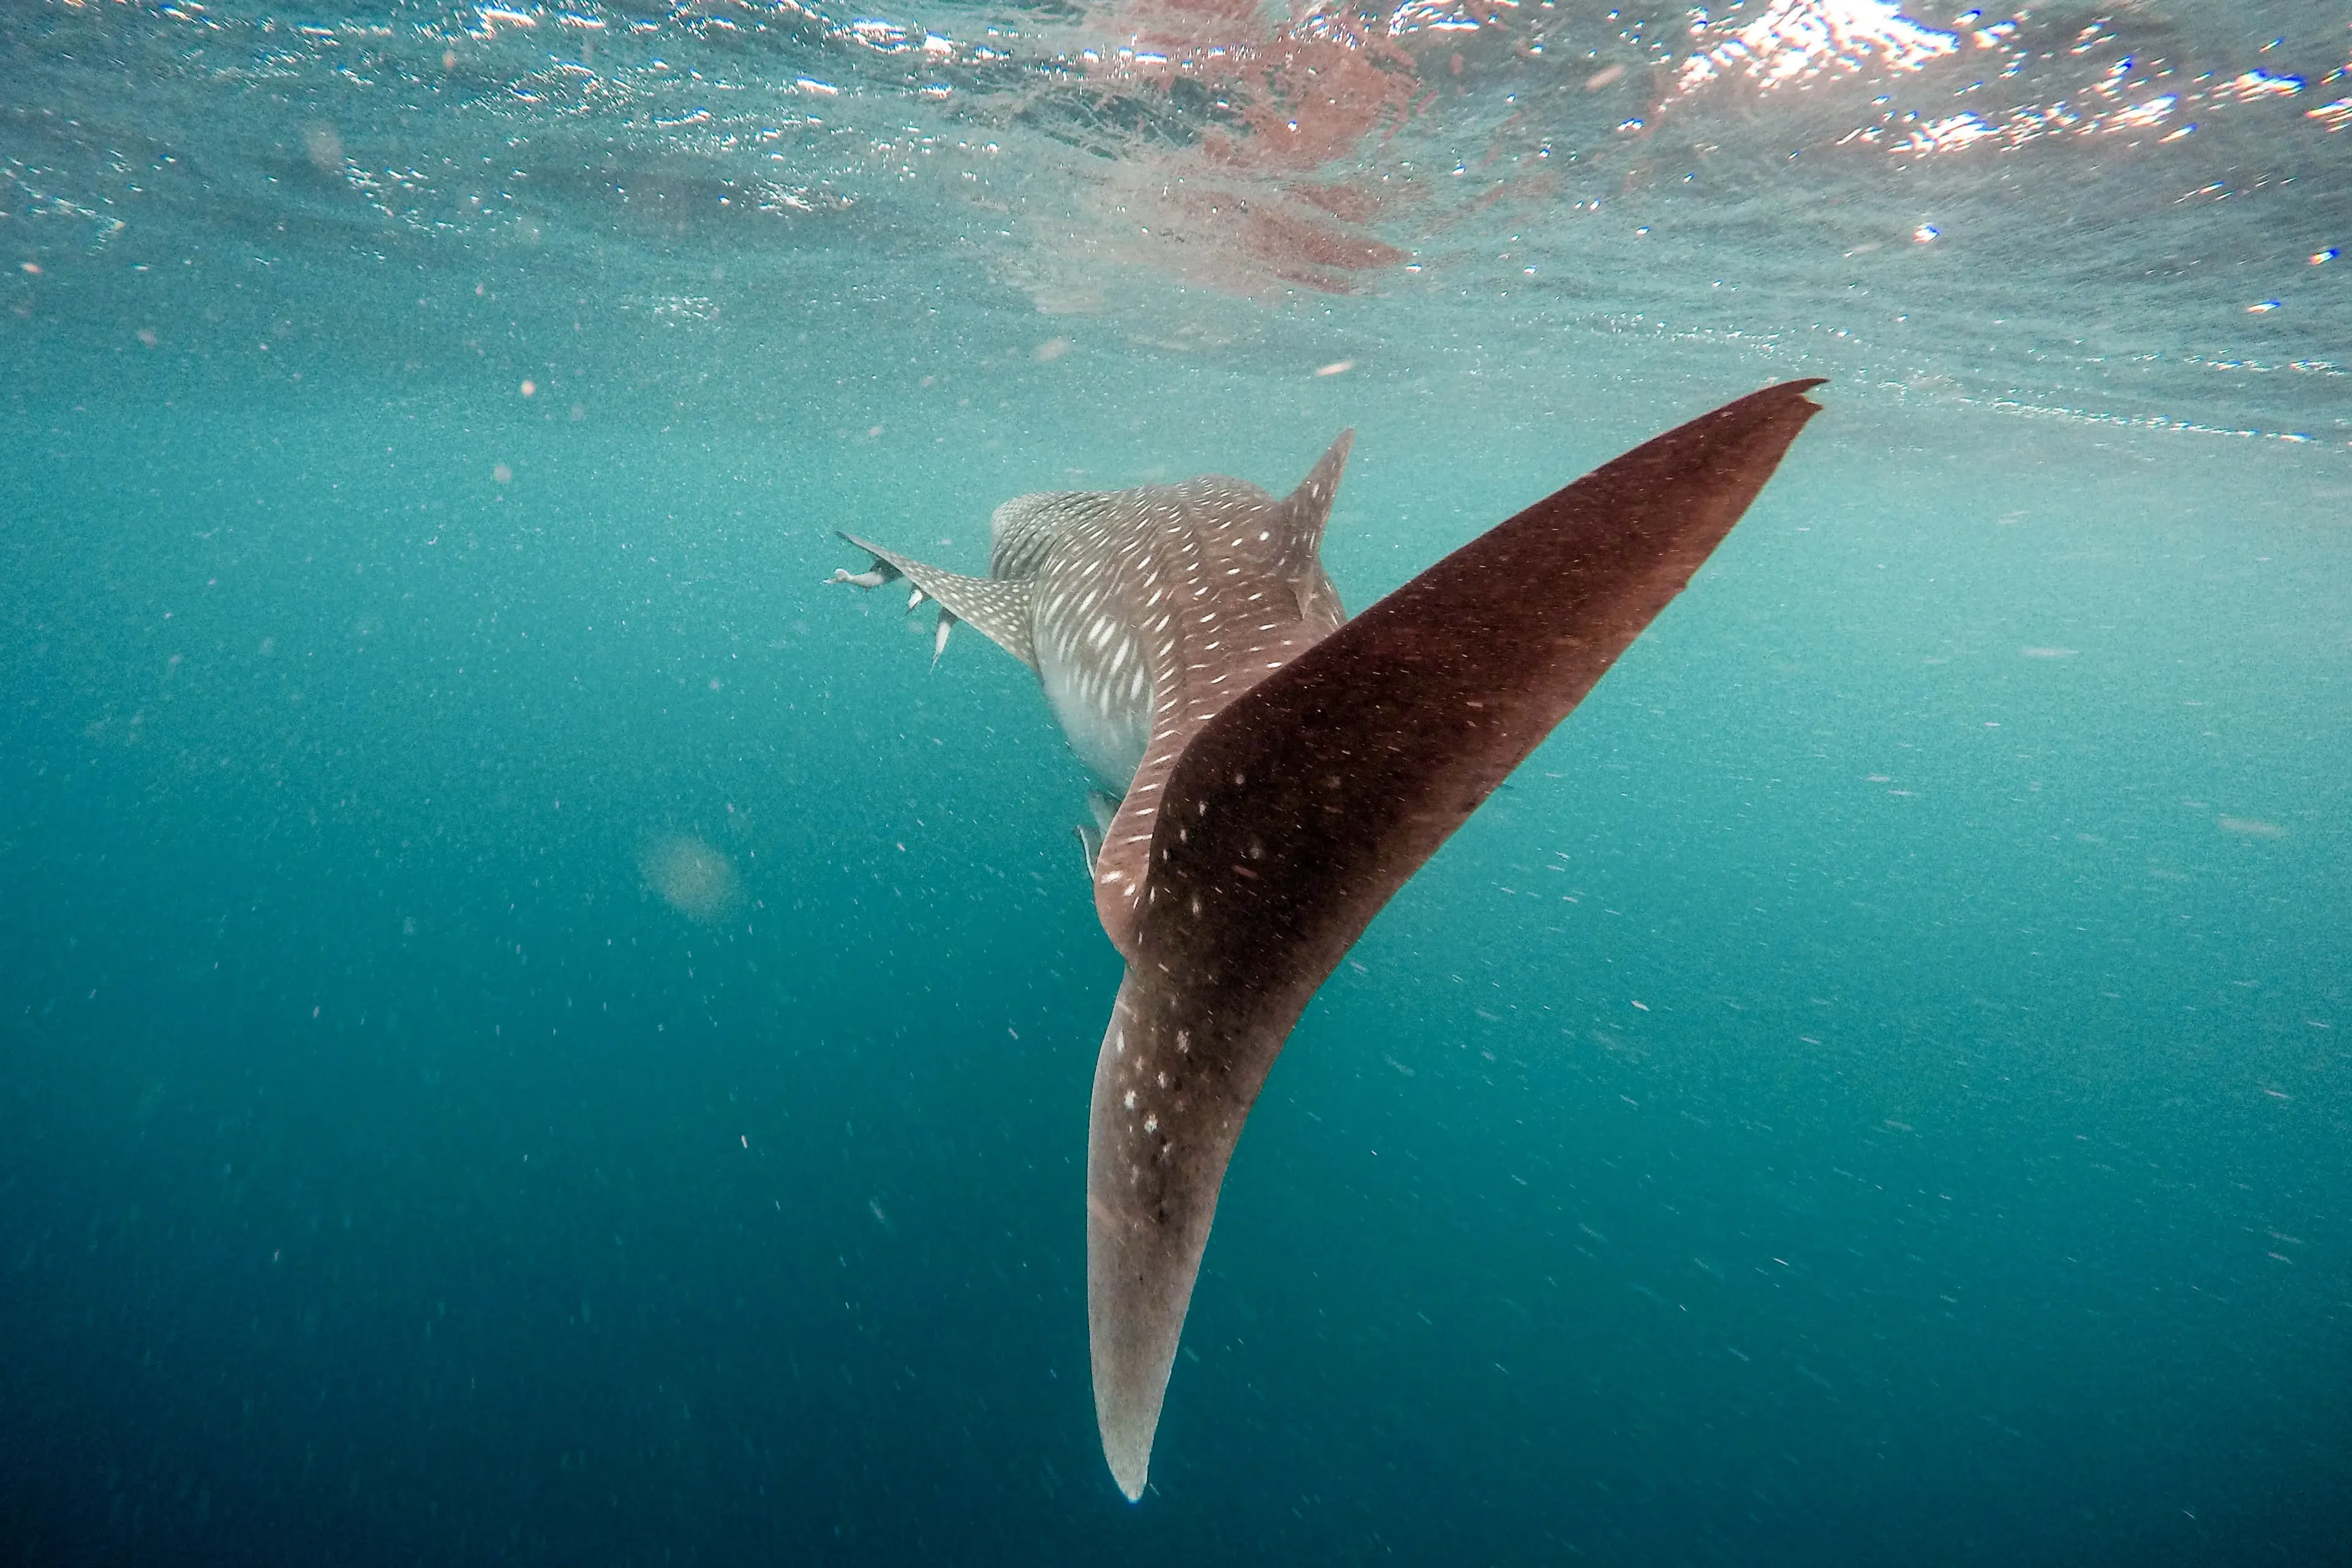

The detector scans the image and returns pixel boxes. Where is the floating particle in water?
[640,833,745,922]
[492,462,512,484]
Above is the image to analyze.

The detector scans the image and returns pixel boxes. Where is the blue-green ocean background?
[3,1,2349,1561]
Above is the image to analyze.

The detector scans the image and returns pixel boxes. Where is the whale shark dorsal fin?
[1275,428,1351,561]
[1088,435,1356,960]
[1085,380,1826,1501]
[837,532,1038,669]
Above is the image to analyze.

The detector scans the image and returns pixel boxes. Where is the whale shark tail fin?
[1086,379,1826,1502]
[834,532,1038,669]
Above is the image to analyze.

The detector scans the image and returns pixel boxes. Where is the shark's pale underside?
[829,380,1825,1499]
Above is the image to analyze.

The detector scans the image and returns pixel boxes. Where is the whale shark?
[829,380,1824,1499]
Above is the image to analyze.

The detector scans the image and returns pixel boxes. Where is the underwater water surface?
[2,1,2348,1562]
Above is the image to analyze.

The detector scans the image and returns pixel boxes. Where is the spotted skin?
[832,436,1354,870]
[824,384,1826,1502]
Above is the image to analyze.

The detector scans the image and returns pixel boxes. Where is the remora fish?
[829,380,1824,1499]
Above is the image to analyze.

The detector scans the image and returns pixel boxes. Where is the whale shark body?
[829,380,1825,1499]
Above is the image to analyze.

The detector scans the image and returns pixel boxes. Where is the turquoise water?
[4,1,2348,1561]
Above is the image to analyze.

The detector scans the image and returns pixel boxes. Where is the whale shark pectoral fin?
[1083,379,1827,1500]
[836,532,1038,669]
[1074,790,1120,876]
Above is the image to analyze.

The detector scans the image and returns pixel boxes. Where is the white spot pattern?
[836,433,1352,974]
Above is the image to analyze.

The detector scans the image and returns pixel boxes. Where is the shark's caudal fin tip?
[1099,1412,1153,1502]
[1091,1331,1166,1502]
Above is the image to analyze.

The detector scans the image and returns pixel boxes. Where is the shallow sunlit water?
[2,1,2347,1562]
